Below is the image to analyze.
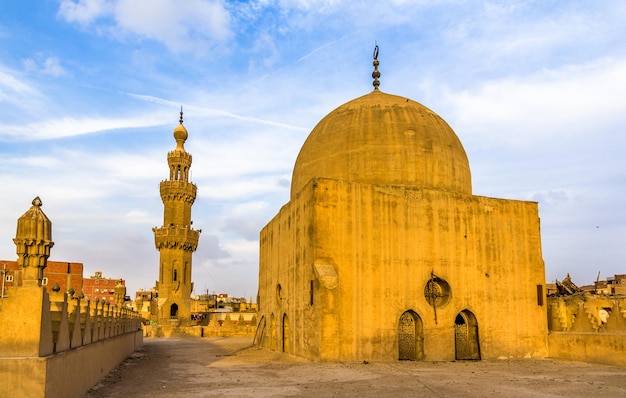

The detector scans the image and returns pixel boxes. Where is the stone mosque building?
[256,49,548,361]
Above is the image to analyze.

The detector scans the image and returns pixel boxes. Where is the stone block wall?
[144,312,257,338]
[0,285,143,397]
[547,294,626,366]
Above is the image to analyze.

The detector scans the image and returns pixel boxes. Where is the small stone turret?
[13,197,55,286]
[0,197,55,357]
[114,279,127,308]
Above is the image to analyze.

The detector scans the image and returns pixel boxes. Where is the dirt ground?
[84,337,626,398]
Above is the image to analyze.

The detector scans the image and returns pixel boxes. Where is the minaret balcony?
[167,150,192,162]
[160,180,197,203]
[153,226,201,251]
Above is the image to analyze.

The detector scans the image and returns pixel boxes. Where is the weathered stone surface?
[154,115,201,327]
[258,87,547,362]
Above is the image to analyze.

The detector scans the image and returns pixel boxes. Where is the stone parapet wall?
[145,312,257,338]
[0,285,143,397]
[547,295,626,367]
[548,332,626,367]
[547,295,626,332]
[0,330,142,398]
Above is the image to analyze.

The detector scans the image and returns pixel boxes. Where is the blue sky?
[1,0,625,298]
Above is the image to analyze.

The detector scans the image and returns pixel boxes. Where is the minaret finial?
[179,106,184,124]
[372,43,380,90]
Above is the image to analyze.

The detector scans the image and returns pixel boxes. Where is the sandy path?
[85,337,626,397]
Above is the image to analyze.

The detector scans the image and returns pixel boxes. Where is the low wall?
[144,312,257,338]
[0,330,142,398]
[144,323,256,338]
[0,285,144,397]
[548,332,626,367]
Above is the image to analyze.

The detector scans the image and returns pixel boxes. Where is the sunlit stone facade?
[153,114,201,326]
[257,85,548,361]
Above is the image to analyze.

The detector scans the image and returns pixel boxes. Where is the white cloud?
[116,0,232,51]
[251,32,280,69]
[0,112,171,141]
[58,0,111,25]
[441,58,626,150]
[195,238,259,295]
[58,0,232,54]
[121,209,155,224]
[0,67,42,105]
[41,58,67,77]
[23,57,67,77]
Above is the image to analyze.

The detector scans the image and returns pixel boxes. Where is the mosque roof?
[290,51,472,199]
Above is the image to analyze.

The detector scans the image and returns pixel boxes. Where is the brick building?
[0,260,83,295]
[82,270,126,303]
[0,261,126,304]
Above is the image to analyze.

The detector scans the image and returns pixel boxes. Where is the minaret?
[153,110,201,326]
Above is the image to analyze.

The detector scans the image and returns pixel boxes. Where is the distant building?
[0,260,83,295]
[189,293,257,315]
[134,288,158,323]
[0,260,127,305]
[595,274,626,295]
[82,270,126,303]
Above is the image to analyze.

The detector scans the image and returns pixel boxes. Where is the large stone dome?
[290,89,472,199]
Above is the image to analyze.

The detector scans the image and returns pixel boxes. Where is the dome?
[15,196,52,242]
[173,123,188,147]
[173,108,188,151]
[290,90,472,199]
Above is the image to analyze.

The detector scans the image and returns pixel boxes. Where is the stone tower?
[0,196,55,357]
[153,111,201,326]
[13,196,54,287]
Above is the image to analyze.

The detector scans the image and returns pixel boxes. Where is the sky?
[0,0,625,299]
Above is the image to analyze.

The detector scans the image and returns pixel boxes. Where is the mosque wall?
[258,178,548,361]
[258,180,320,358]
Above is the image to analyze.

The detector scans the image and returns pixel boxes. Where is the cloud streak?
[0,112,170,142]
